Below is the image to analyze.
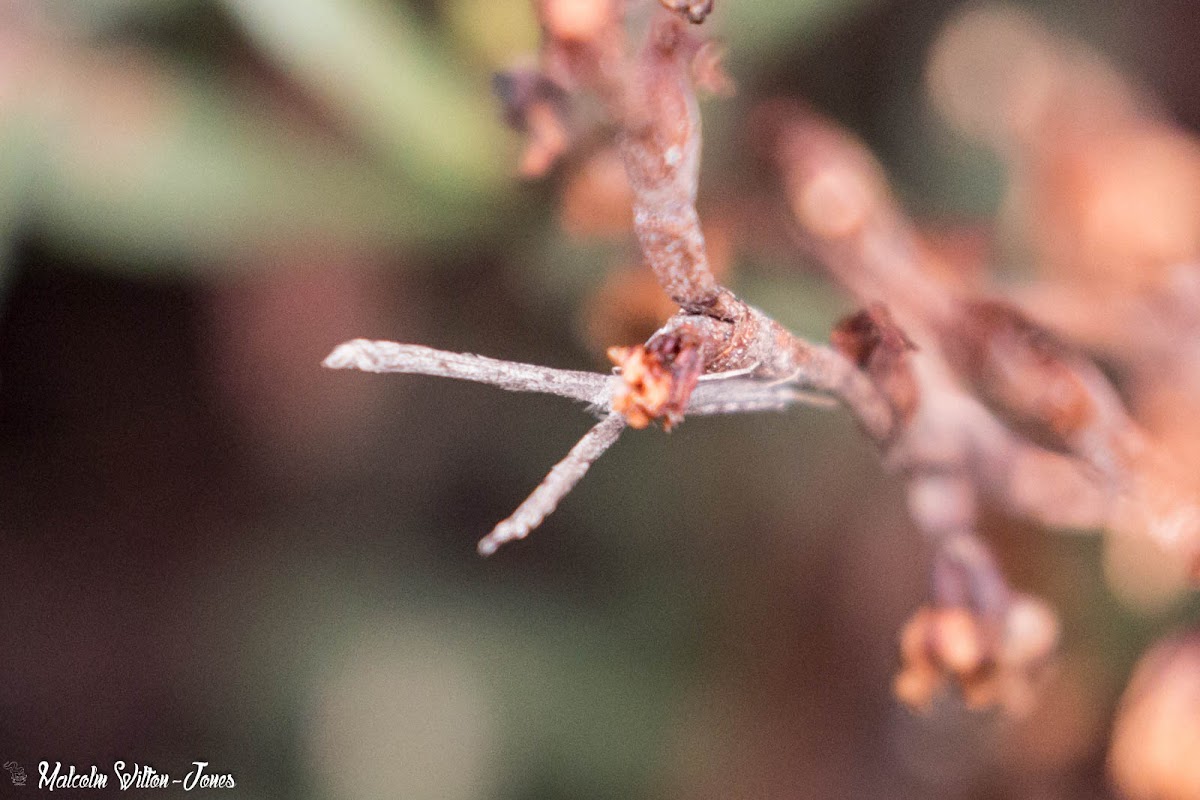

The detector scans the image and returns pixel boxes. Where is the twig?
[618,17,736,317]
[323,340,611,405]
[476,413,627,555]
[324,11,906,555]
[323,336,885,554]
[323,338,842,418]
[770,105,1125,535]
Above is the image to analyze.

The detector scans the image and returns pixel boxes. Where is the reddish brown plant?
[325,0,1198,732]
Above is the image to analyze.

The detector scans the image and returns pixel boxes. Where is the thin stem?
[323,338,848,418]
[323,339,864,554]
[477,414,627,555]
[323,340,611,405]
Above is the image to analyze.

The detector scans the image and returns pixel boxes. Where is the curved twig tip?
[322,339,373,370]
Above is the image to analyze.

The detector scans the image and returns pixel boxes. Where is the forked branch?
[323,336,888,555]
[323,0,1197,716]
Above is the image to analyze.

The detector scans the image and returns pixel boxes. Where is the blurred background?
[2,0,1199,797]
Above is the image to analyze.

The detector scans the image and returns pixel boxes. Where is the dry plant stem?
[328,7,1088,572]
[772,110,1128,642]
[775,336,896,442]
[932,530,1012,621]
[610,17,899,444]
[477,413,627,555]
[322,338,839,417]
[773,111,1119,535]
[618,19,735,317]
[323,340,610,404]
[906,361,1110,532]
[323,338,869,554]
[651,311,897,440]
[971,405,1112,529]
[775,109,1143,478]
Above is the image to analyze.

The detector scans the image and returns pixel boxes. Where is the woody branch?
[325,5,903,560]
[323,0,1197,714]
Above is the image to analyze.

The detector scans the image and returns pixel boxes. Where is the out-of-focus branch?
[658,0,714,25]
[768,105,1181,535]
[765,97,1200,704]
[921,8,1200,589]
[762,103,1149,711]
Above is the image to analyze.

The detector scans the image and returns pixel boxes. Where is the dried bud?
[894,607,966,713]
[607,327,703,430]
[894,593,1058,716]
[831,303,919,429]
[493,68,571,177]
[659,0,714,24]
[608,345,672,428]
[893,659,944,712]
[1110,633,1200,800]
[949,299,1096,444]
